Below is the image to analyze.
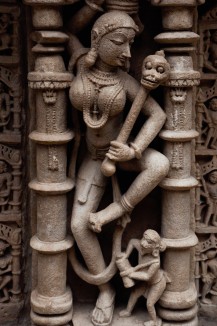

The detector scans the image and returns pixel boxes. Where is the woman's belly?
[86,114,123,148]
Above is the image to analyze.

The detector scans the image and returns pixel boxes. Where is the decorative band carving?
[30,235,74,253]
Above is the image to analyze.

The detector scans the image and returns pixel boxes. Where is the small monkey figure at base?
[117,229,169,326]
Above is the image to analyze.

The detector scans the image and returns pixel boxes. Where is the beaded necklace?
[82,66,124,129]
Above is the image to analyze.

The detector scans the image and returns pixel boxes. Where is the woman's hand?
[106,141,135,162]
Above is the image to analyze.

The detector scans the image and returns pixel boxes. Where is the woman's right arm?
[66,0,105,35]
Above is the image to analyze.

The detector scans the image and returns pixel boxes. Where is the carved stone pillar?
[151,0,202,325]
[24,1,74,325]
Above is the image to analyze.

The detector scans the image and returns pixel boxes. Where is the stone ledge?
[73,304,217,326]
[73,303,148,326]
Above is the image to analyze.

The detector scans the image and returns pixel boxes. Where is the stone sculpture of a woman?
[69,11,170,326]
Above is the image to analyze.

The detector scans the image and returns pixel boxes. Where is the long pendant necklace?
[82,66,124,129]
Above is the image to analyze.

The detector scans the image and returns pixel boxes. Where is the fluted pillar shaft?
[151,0,203,325]
[24,1,75,325]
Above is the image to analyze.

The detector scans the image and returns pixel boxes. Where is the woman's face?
[209,98,217,111]
[208,171,217,184]
[97,28,135,68]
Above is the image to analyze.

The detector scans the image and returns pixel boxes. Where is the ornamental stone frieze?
[195,3,217,320]
[0,1,24,325]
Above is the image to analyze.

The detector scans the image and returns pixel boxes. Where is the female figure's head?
[0,240,9,256]
[85,11,139,69]
[209,98,217,111]
[0,161,7,174]
[208,170,217,184]
[140,229,166,257]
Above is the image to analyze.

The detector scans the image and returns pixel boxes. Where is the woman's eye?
[111,39,124,45]
[157,66,165,73]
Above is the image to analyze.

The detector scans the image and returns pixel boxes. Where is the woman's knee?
[143,149,170,177]
[158,154,170,177]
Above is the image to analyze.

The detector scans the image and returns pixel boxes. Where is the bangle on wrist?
[85,0,104,12]
[130,142,142,159]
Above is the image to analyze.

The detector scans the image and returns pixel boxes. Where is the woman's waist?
[86,138,110,160]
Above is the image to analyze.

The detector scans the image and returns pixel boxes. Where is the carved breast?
[69,71,126,118]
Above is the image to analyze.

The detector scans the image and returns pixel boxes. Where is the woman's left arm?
[125,73,166,154]
[132,96,166,154]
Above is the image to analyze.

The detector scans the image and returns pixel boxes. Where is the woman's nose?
[122,44,131,58]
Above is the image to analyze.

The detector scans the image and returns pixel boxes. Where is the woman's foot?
[89,202,126,233]
[91,288,115,326]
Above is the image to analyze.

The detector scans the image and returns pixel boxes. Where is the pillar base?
[158,304,198,321]
[31,287,72,314]
[31,309,73,326]
[162,316,198,326]
[159,282,197,309]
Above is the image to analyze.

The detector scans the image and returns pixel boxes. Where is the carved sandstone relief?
[199,6,217,78]
[0,145,22,323]
[0,67,21,144]
[196,81,217,152]
[195,3,217,319]
[23,0,201,326]
[0,6,19,65]
[68,12,170,326]
[0,223,22,322]
[117,230,170,326]
[195,234,217,317]
[0,2,24,325]
[195,158,217,231]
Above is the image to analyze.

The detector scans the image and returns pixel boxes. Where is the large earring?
[85,48,98,67]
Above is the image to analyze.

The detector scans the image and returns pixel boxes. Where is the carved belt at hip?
[86,139,109,160]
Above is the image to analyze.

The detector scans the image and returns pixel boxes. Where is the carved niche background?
[0,1,25,325]
[195,1,217,319]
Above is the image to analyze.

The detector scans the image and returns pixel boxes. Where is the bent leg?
[122,148,169,207]
[119,283,147,317]
[146,277,166,325]
[89,149,169,231]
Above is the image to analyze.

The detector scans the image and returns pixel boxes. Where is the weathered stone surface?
[2,0,217,325]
